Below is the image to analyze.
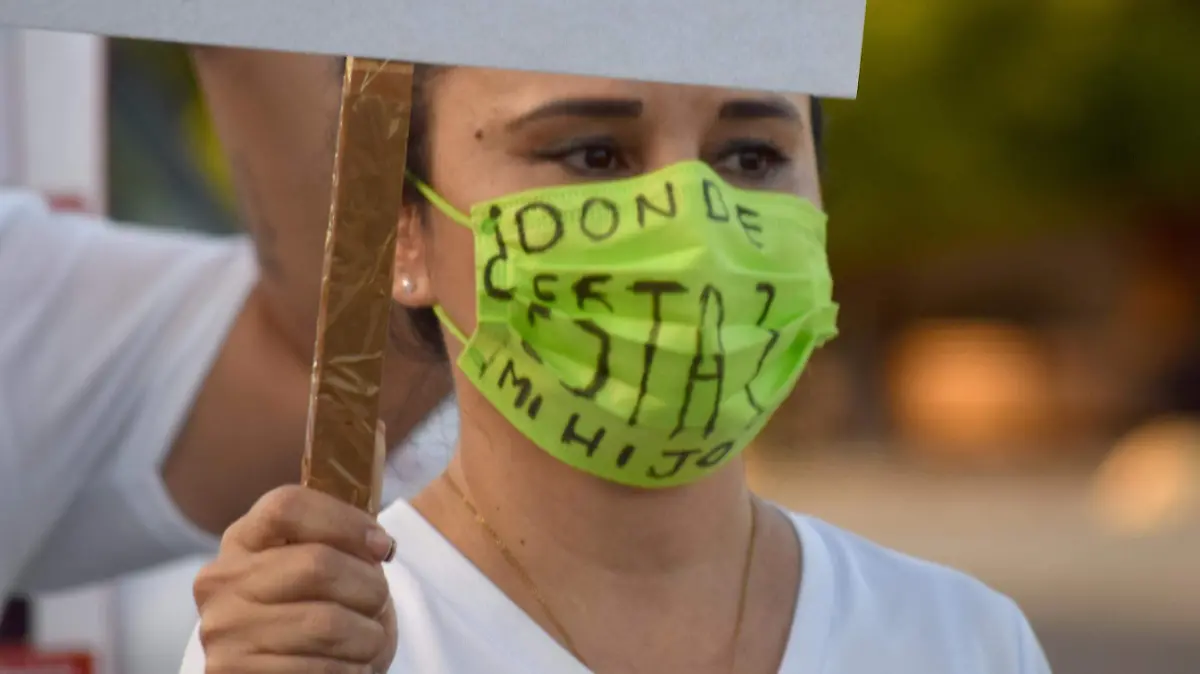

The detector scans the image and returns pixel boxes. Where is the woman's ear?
[394,203,435,307]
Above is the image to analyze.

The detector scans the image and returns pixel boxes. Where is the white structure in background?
[0,28,105,209]
[1,27,208,674]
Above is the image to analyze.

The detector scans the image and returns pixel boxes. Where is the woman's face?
[396,66,821,363]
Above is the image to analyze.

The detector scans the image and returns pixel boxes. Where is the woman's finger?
[200,596,388,664]
[222,485,395,563]
[237,544,390,617]
[193,551,255,611]
[244,601,388,663]
[205,651,377,674]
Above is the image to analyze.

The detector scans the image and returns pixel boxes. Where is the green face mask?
[413,160,838,488]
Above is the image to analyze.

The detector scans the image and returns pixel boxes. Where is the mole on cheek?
[474,129,485,141]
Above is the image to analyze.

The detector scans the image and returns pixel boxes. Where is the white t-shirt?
[0,190,257,594]
[179,499,1051,674]
[0,190,459,596]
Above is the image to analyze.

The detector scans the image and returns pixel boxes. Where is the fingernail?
[366,527,395,562]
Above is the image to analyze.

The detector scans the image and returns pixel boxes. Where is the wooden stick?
[301,57,415,514]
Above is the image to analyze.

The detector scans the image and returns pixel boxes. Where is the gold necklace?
[442,474,759,672]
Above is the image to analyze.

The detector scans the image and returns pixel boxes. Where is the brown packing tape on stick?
[370,420,387,516]
[301,58,415,514]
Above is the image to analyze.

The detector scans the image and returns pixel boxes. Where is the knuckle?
[361,618,388,657]
[217,519,243,551]
[366,570,392,614]
[256,485,307,528]
[196,596,252,654]
[192,567,215,607]
[293,546,342,588]
[192,562,230,608]
[299,604,354,651]
[205,652,258,674]
[319,662,360,674]
[196,610,228,651]
[201,648,238,674]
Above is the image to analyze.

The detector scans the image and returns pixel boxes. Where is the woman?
[179,65,1051,674]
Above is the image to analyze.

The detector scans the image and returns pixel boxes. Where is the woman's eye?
[713,143,789,180]
[530,137,630,177]
[562,144,626,173]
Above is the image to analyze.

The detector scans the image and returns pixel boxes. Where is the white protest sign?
[0,28,106,210]
[0,0,865,96]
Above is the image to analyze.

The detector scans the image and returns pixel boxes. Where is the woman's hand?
[193,482,398,674]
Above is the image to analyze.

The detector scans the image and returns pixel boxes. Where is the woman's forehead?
[435,66,809,122]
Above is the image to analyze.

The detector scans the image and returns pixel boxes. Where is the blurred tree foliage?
[109,3,1199,252]
[108,40,238,233]
[824,0,1200,268]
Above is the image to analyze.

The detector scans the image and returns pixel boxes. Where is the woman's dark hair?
[392,65,826,360]
[392,65,450,360]
[810,97,824,171]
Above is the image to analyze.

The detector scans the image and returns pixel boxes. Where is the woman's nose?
[643,139,702,173]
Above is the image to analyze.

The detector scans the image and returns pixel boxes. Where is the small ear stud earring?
[399,276,415,295]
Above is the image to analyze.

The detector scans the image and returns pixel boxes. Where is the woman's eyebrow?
[718,98,802,121]
[505,98,644,131]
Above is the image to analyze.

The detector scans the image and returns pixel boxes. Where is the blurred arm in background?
[168,48,451,534]
[4,49,450,592]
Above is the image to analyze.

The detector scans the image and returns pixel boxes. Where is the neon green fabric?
[415,161,838,487]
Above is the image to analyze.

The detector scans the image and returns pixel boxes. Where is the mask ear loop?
[405,171,471,227]
[433,306,471,346]
[405,171,475,346]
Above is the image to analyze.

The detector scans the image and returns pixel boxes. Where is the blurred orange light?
[887,321,1055,465]
[1092,416,1200,535]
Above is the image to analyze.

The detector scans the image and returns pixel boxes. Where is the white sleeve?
[0,191,257,592]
